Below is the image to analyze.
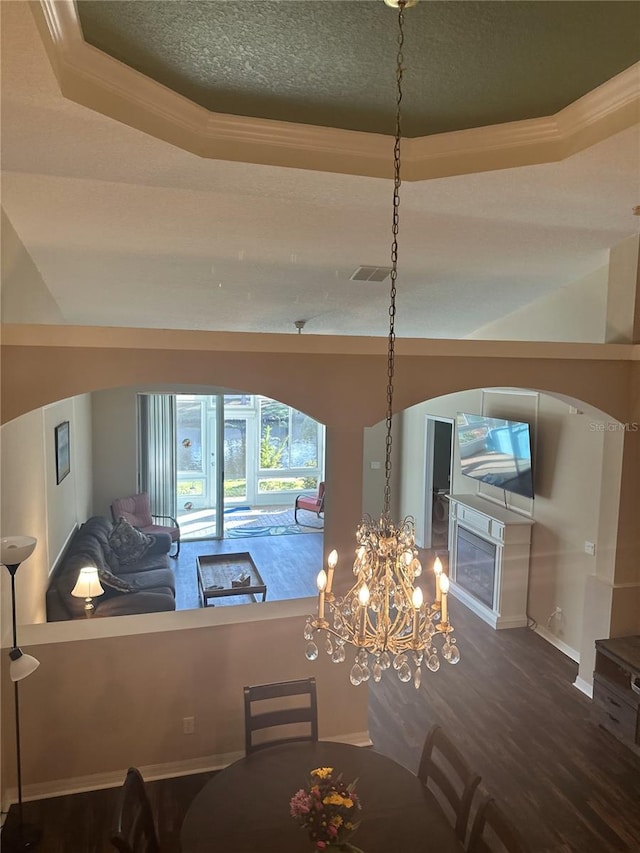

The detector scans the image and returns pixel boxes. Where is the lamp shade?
[71,566,104,599]
[1,536,37,568]
[9,647,40,682]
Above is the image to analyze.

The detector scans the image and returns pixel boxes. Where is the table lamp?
[71,566,104,616]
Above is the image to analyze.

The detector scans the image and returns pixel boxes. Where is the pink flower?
[316,843,326,849]
[289,789,311,818]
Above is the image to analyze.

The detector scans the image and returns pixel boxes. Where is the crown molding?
[34,0,640,180]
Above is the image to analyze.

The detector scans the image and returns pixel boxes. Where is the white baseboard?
[573,676,593,698]
[5,731,372,805]
[449,583,527,630]
[534,624,580,663]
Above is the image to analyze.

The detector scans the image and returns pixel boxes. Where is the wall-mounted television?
[456,413,534,499]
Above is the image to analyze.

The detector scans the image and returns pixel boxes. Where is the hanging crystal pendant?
[398,660,412,682]
[350,663,364,686]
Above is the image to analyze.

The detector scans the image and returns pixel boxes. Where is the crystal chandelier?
[304,0,459,689]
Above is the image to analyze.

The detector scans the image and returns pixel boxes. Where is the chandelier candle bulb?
[433,556,443,602]
[358,583,370,640]
[317,569,327,621]
[326,549,338,597]
[412,586,423,642]
[439,573,450,624]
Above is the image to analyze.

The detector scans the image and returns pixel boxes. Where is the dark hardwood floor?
[369,598,640,853]
[4,593,639,851]
[173,532,323,610]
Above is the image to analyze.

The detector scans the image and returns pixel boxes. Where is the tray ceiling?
[76,0,640,137]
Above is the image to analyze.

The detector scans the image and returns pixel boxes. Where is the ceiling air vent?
[350,265,392,282]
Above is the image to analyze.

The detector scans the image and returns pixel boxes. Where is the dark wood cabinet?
[593,636,640,756]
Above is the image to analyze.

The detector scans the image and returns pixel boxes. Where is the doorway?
[423,416,454,550]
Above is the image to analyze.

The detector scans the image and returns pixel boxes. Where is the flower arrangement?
[290,767,363,851]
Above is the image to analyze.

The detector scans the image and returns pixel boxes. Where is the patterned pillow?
[97,566,134,593]
[108,517,153,565]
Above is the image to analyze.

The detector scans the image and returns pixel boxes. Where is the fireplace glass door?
[456,526,497,609]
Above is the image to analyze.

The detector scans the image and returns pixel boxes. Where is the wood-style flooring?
[173,532,323,610]
[369,597,640,853]
[4,593,640,851]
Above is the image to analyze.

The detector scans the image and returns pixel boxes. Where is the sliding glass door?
[175,393,324,540]
[176,395,223,538]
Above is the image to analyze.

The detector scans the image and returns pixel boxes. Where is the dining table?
[180,740,466,853]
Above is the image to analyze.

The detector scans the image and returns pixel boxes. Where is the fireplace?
[447,494,533,630]
[455,526,496,609]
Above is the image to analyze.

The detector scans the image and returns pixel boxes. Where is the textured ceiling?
[1,1,639,341]
[76,0,640,137]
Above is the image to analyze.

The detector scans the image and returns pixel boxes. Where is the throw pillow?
[109,517,153,565]
[97,566,134,593]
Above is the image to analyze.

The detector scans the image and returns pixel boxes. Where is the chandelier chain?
[305,0,460,689]
[384,1,405,516]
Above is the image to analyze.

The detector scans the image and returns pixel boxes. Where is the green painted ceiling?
[77,1,640,137]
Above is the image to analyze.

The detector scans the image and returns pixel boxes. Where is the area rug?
[225,508,323,538]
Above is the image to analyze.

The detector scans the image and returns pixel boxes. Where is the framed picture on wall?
[55,421,70,484]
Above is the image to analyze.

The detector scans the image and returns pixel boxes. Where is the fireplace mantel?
[447,494,534,629]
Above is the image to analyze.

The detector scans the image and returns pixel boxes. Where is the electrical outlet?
[370,461,381,470]
[183,716,195,735]
[584,541,596,556]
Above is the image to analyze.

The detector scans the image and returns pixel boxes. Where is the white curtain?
[137,394,177,519]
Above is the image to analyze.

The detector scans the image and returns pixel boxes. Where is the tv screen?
[456,413,534,499]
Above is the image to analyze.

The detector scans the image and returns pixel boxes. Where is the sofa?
[46,516,176,621]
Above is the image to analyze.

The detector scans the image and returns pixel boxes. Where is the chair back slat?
[110,767,160,853]
[244,678,318,755]
[417,724,481,842]
[467,794,531,853]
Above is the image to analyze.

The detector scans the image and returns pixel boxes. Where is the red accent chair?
[110,492,180,558]
[294,482,325,526]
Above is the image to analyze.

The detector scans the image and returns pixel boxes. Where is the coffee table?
[196,552,267,607]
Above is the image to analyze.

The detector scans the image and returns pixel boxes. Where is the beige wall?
[92,387,139,518]
[362,419,400,520]
[468,265,609,343]
[0,395,93,635]
[1,604,369,801]
[606,234,640,343]
[1,326,638,805]
[400,388,618,662]
[0,211,64,324]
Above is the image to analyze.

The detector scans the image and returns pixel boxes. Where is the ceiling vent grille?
[350,265,392,282]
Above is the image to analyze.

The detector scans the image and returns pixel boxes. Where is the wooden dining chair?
[243,677,318,755]
[417,724,481,843]
[110,767,160,853]
[467,794,531,853]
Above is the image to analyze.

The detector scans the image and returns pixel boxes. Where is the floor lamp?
[1,536,41,851]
